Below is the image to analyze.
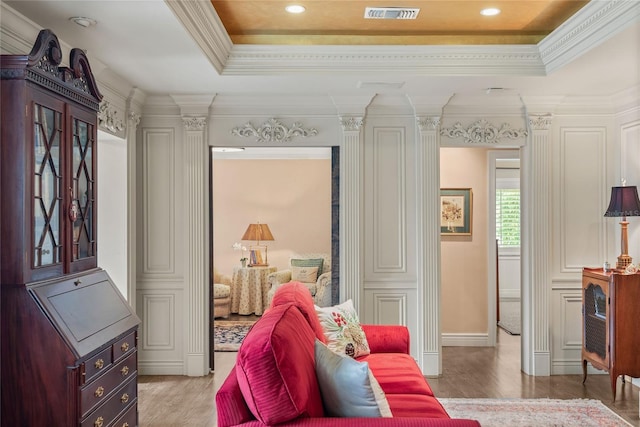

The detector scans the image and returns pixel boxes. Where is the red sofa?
[216,283,480,427]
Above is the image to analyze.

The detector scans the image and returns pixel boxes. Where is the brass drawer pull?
[94,416,104,427]
[121,393,129,404]
[94,359,104,369]
[122,423,129,427]
[120,342,130,352]
[121,366,129,376]
[94,386,104,398]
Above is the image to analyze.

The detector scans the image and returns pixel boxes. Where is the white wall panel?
[142,129,176,275]
[498,255,521,300]
[558,127,607,273]
[370,127,406,274]
[363,288,419,357]
[372,292,406,325]
[551,289,583,374]
[141,294,176,349]
[137,290,184,375]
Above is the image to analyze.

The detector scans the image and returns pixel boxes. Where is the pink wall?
[440,147,489,334]
[212,158,331,279]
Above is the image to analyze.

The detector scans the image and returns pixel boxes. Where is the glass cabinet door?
[70,116,96,263]
[33,102,63,268]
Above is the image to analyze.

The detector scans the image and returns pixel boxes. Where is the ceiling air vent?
[364,7,420,20]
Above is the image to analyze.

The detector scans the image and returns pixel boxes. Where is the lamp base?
[616,254,632,270]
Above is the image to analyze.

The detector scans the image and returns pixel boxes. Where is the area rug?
[439,398,632,427]
[213,320,255,352]
[498,300,521,335]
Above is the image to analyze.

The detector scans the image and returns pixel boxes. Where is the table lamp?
[241,223,275,266]
[604,184,640,270]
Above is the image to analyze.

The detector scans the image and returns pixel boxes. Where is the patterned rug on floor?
[439,398,632,427]
[214,320,256,351]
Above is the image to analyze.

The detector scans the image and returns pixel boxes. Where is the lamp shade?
[604,186,640,218]
[241,223,275,243]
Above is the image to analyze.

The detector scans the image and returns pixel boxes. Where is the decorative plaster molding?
[440,119,528,144]
[417,116,441,131]
[183,117,207,131]
[529,114,554,131]
[231,118,318,142]
[128,111,141,127]
[340,116,364,131]
[224,45,544,76]
[98,101,125,133]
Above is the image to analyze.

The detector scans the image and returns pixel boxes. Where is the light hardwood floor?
[138,329,639,426]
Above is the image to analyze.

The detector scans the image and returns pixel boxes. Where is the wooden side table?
[230,266,277,315]
[581,267,640,400]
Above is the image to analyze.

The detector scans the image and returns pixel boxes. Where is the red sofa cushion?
[236,304,324,425]
[385,395,450,419]
[216,365,254,426]
[270,281,327,343]
[359,353,435,397]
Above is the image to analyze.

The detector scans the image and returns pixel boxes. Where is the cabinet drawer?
[81,376,137,427]
[111,401,138,427]
[83,346,113,384]
[80,351,137,418]
[113,331,136,362]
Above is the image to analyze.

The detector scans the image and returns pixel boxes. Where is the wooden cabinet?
[582,267,640,400]
[1,30,140,426]
[1,30,99,285]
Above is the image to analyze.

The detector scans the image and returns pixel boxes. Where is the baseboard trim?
[139,360,184,375]
[442,333,490,347]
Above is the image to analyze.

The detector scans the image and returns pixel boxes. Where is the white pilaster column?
[181,115,210,376]
[172,94,215,376]
[125,107,141,307]
[416,116,442,376]
[339,116,364,311]
[522,113,554,375]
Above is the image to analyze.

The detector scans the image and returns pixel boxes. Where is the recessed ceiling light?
[69,16,97,27]
[285,5,306,14]
[480,8,501,16]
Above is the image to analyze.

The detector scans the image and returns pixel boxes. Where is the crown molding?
[539,0,640,73]
[223,44,545,76]
[171,0,636,78]
[164,0,233,74]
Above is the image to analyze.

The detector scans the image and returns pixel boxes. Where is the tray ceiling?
[210,0,589,45]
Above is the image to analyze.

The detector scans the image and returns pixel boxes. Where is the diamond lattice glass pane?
[42,158,56,219]
[78,225,89,258]
[33,104,62,267]
[41,228,55,265]
[78,171,88,209]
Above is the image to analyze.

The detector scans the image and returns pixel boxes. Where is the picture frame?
[440,188,472,235]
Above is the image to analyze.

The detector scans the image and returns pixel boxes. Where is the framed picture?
[440,188,472,235]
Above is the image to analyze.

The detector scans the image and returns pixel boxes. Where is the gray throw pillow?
[314,339,392,418]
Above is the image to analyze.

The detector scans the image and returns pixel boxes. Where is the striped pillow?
[236,304,324,424]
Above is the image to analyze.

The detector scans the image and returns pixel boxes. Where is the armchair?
[267,253,332,307]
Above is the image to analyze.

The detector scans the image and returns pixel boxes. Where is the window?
[496,188,520,248]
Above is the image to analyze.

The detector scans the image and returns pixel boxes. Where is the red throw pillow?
[270,281,327,343]
[236,304,324,424]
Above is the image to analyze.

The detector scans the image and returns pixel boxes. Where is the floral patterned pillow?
[315,300,370,358]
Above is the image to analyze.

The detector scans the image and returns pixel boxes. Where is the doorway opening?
[208,146,340,370]
[493,153,521,337]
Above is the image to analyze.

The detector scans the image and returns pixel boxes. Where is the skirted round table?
[230,266,277,315]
